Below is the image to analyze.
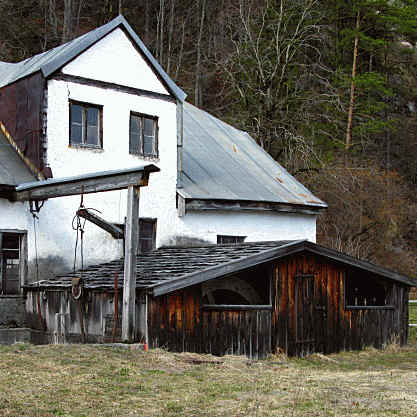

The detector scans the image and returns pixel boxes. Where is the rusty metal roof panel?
[181,103,327,210]
[0,16,186,102]
[0,130,36,186]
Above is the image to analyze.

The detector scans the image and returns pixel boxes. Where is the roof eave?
[152,240,416,297]
[178,195,327,215]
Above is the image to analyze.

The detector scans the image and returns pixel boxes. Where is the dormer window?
[69,101,102,148]
[129,112,158,158]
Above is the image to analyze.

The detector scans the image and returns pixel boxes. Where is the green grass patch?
[0,344,416,416]
[409,302,417,323]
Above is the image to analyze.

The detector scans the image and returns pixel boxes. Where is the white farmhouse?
[0,16,326,305]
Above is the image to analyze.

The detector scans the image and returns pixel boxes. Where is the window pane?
[143,118,154,136]
[70,105,83,144]
[130,132,141,154]
[130,115,140,133]
[71,125,82,144]
[87,107,98,125]
[143,136,154,155]
[71,104,83,123]
[86,107,99,145]
[130,115,141,154]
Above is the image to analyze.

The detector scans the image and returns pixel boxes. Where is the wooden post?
[122,185,140,342]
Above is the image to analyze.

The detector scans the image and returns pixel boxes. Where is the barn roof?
[0,15,186,102]
[25,240,416,294]
[180,103,327,211]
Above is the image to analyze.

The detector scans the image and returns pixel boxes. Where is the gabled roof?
[25,240,416,294]
[0,16,186,102]
[180,103,327,211]
[0,128,36,187]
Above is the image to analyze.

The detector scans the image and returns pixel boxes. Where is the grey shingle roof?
[25,240,416,294]
[0,16,186,102]
[0,130,35,185]
[181,103,327,210]
[26,241,294,291]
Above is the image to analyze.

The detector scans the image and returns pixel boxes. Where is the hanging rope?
[29,202,40,283]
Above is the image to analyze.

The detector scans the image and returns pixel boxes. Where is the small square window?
[217,235,246,244]
[69,101,102,148]
[129,112,158,158]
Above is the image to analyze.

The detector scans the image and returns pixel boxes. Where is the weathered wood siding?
[147,286,272,358]
[271,253,409,356]
[25,289,123,343]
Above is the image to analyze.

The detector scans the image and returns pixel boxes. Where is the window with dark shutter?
[69,101,102,148]
[129,112,158,158]
[138,218,157,253]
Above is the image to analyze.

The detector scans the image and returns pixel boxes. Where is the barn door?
[295,274,316,355]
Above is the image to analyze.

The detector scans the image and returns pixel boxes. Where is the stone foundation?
[0,295,26,327]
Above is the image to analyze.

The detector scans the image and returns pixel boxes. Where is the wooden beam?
[122,185,140,342]
[14,165,159,201]
[77,208,124,239]
[201,305,272,311]
[52,73,176,103]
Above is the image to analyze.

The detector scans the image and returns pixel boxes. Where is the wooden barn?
[24,240,415,357]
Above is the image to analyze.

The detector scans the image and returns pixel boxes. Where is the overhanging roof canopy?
[14,164,159,201]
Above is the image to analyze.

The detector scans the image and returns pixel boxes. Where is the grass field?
[409,302,417,324]
[0,334,416,417]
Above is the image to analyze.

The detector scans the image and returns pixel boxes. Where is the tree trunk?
[345,10,360,150]
[195,0,206,106]
[62,0,73,43]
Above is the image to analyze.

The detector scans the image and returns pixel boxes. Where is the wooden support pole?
[122,185,140,342]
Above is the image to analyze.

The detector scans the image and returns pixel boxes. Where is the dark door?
[295,275,316,356]
[0,233,20,295]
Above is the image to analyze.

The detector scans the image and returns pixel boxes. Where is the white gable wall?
[63,28,170,95]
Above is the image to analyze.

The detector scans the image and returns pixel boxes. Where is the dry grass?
[0,338,416,417]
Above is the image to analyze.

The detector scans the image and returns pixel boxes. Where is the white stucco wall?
[175,211,317,245]
[29,28,178,278]
[0,200,29,231]
[63,28,170,96]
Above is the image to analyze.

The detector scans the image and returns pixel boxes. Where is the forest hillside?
[0,0,415,278]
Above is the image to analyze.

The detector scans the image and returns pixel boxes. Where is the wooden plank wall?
[147,286,271,358]
[272,253,409,356]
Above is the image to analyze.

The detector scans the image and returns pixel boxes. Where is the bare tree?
[194,0,206,107]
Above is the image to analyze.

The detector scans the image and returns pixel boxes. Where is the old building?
[0,16,414,355]
[24,240,414,357]
[0,15,325,300]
